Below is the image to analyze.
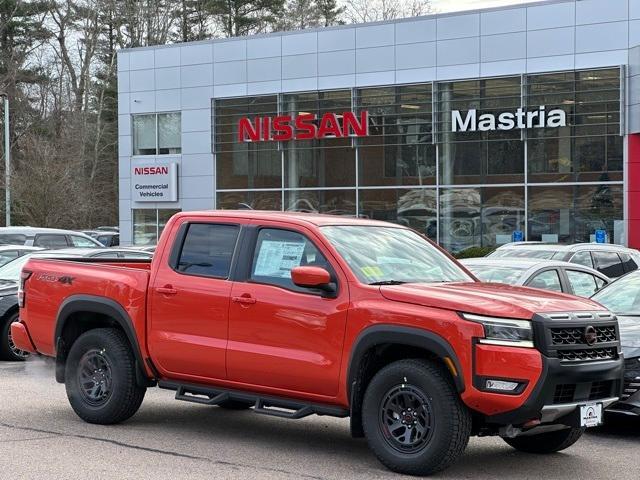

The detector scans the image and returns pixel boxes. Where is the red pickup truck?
[12,211,623,475]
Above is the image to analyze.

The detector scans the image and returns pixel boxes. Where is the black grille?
[553,384,576,403]
[589,380,613,400]
[550,326,617,345]
[557,347,617,362]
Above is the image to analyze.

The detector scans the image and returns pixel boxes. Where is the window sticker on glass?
[254,241,306,278]
[361,266,385,279]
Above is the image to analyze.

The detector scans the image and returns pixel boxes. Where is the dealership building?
[117,0,640,251]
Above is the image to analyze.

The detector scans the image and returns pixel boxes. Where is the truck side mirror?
[291,266,335,294]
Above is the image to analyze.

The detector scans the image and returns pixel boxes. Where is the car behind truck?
[12,211,623,475]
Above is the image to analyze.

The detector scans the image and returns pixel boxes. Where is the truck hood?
[380,282,603,319]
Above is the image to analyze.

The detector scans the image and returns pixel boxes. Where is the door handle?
[232,295,256,305]
[157,286,178,295]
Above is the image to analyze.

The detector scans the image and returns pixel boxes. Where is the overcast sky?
[432,0,547,13]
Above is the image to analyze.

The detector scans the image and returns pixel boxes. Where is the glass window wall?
[210,68,625,252]
[132,209,181,245]
[357,85,436,186]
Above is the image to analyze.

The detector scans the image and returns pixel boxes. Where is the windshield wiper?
[368,280,407,286]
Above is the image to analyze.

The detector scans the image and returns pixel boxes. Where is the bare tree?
[342,0,432,23]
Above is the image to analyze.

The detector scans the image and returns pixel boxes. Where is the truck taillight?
[18,270,32,308]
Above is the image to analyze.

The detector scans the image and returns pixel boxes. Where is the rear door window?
[566,270,600,297]
[526,269,563,292]
[176,223,239,278]
[592,251,625,278]
[34,234,69,249]
[569,251,593,268]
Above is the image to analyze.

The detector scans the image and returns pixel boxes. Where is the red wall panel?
[629,134,640,248]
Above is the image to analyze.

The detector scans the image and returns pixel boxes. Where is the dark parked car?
[489,243,640,278]
[591,271,640,416]
[0,227,102,249]
[82,230,120,247]
[461,258,610,297]
[0,248,153,361]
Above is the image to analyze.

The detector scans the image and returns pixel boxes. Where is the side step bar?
[158,380,349,420]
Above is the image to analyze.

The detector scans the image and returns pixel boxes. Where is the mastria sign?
[238,111,369,142]
[452,106,566,132]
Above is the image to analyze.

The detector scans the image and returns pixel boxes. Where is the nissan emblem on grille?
[583,326,597,346]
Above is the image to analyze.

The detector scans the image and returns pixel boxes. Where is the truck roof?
[178,210,401,228]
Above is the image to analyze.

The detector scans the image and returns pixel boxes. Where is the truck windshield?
[321,226,473,285]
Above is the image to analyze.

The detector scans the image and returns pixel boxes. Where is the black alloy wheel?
[379,384,434,454]
[77,349,113,407]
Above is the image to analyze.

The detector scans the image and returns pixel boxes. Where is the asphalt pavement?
[1,357,638,480]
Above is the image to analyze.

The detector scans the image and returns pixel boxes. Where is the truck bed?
[21,258,152,357]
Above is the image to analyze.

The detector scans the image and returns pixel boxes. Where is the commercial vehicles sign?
[238,111,369,142]
[452,106,566,132]
[131,163,178,202]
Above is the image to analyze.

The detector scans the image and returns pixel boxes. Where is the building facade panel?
[480,8,526,35]
[118,0,639,249]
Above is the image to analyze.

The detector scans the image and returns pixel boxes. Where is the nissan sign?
[132,163,178,202]
[238,111,369,142]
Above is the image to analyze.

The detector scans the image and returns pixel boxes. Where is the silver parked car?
[0,227,102,249]
[461,257,610,297]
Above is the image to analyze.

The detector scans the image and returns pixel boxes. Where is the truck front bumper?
[485,355,623,427]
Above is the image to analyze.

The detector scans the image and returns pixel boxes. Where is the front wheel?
[502,427,585,453]
[362,359,471,476]
[0,313,29,361]
[65,328,146,424]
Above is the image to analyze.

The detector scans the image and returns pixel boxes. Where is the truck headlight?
[462,313,534,348]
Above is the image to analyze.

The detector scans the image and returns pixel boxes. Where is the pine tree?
[316,0,344,27]
[207,0,286,37]
[174,0,213,42]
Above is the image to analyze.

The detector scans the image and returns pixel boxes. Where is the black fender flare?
[346,324,465,437]
[54,294,155,386]
[347,325,466,398]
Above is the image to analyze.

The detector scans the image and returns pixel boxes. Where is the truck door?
[148,220,240,381]
[227,225,349,398]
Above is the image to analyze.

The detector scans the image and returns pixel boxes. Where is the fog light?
[486,379,519,391]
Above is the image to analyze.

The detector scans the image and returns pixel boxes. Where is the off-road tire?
[502,427,585,453]
[0,313,29,361]
[65,328,146,424]
[217,399,254,410]
[362,359,471,475]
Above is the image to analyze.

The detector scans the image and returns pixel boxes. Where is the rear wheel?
[502,427,585,453]
[0,313,29,361]
[65,328,146,424]
[362,359,471,476]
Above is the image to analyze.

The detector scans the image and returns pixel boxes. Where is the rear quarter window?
[592,251,625,278]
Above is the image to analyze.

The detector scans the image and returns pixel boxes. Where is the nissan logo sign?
[583,326,598,346]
